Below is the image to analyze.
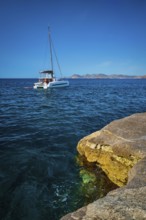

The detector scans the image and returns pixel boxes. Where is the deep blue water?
[0,78,146,220]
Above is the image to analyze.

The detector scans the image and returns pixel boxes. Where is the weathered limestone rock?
[77,112,146,186]
[61,113,146,220]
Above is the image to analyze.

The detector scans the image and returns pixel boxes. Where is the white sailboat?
[34,28,69,89]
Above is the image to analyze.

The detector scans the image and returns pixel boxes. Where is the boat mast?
[48,27,53,75]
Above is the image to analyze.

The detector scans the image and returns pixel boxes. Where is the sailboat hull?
[33,80,69,89]
[48,80,69,88]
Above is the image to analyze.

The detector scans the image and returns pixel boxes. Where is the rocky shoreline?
[61,113,146,220]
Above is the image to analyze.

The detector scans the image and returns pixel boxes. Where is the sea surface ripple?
[0,78,146,220]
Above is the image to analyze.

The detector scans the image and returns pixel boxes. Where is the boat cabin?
[39,70,54,84]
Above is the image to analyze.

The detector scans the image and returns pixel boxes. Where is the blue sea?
[0,78,146,220]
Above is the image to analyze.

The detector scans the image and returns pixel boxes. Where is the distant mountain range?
[70,74,146,79]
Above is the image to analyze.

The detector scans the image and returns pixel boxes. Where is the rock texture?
[61,113,146,220]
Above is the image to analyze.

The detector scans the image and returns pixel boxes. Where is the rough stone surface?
[61,113,146,220]
[77,112,146,186]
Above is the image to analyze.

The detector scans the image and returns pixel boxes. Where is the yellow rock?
[77,113,146,186]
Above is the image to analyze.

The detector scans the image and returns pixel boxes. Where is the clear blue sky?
[0,0,146,78]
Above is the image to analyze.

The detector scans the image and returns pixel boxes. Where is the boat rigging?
[34,27,69,89]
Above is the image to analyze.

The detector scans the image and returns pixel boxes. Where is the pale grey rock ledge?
[61,113,146,220]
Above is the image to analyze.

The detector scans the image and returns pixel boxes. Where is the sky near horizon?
[0,0,146,78]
